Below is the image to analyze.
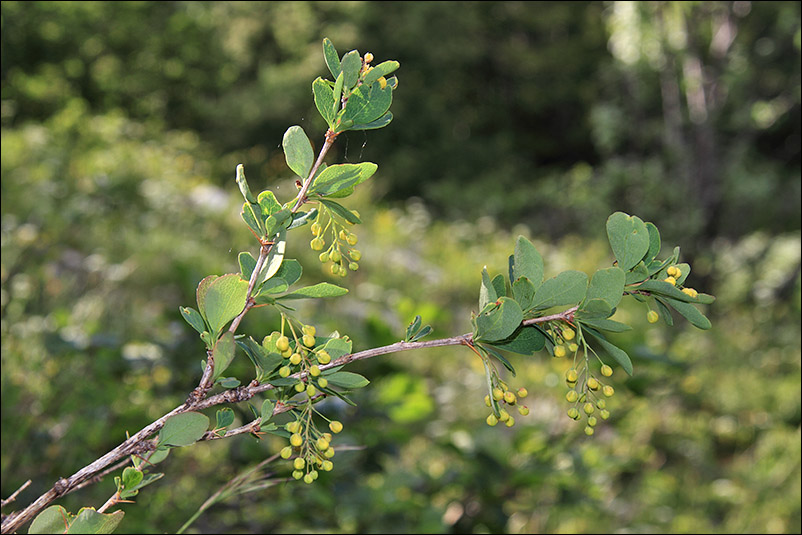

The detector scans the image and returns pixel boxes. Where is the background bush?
[2,2,799,533]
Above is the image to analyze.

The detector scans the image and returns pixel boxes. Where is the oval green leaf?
[531,270,588,311]
[204,274,249,336]
[606,212,650,271]
[283,125,314,178]
[158,412,210,447]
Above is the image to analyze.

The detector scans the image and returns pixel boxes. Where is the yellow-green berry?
[647,310,660,323]
[318,377,328,388]
[347,233,358,245]
[682,287,698,298]
[317,437,330,450]
[484,395,491,407]
[603,385,615,397]
[292,470,304,480]
[505,416,515,427]
[311,222,322,235]
[324,448,335,458]
[596,399,606,410]
[294,382,306,393]
[566,369,579,383]
[290,433,303,447]
[601,364,613,377]
[310,238,324,251]
[349,262,359,271]
[330,264,340,275]
[587,377,600,390]
[492,388,504,401]
[585,426,595,436]
[587,416,597,427]
[306,384,317,397]
[329,420,343,433]
[290,353,302,365]
[276,335,290,352]
[350,249,362,261]
[553,345,566,358]
[568,343,579,353]
[498,409,510,422]
[517,387,528,398]
[309,365,321,377]
[600,409,611,420]
[319,252,329,263]
[303,334,315,347]
[316,350,331,364]
[293,457,305,470]
[518,405,530,416]
[486,414,498,426]
[280,446,293,459]
[330,250,342,263]
[583,402,595,415]
[321,460,334,471]
[303,473,314,484]
[503,391,517,405]
[302,325,316,336]
[562,327,575,341]
[279,366,291,378]
[566,390,579,403]
[664,276,677,286]
[567,407,580,420]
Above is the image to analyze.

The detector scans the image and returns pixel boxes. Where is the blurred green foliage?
[1,2,800,534]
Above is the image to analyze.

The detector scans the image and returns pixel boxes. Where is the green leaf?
[513,236,544,290]
[196,275,218,324]
[584,267,626,309]
[216,377,240,388]
[348,111,393,131]
[257,190,282,218]
[121,466,143,491]
[674,262,691,286]
[339,49,362,89]
[363,60,400,86]
[180,306,206,334]
[312,77,336,127]
[625,261,650,284]
[264,208,291,237]
[406,315,422,341]
[66,508,124,534]
[277,283,348,300]
[490,325,546,355]
[479,267,497,310]
[282,126,314,178]
[475,297,524,343]
[212,332,236,382]
[320,199,361,223]
[332,71,344,116]
[235,164,257,204]
[309,162,378,197]
[30,506,73,534]
[238,252,256,282]
[287,209,318,230]
[636,280,701,303]
[482,344,517,376]
[274,258,303,287]
[204,274,249,336]
[576,316,632,333]
[342,83,393,126]
[237,336,282,381]
[512,277,536,312]
[655,297,674,326]
[158,412,210,447]
[662,297,712,329]
[216,407,235,429]
[256,229,286,286]
[320,337,352,359]
[644,222,661,265]
[491,274,506,299]
[120,472,163,500]
[583,327,634,375]
[260,399,275,426]
[240,202,263,236]
[325,371,370,389]
[322,38,340,78]
[409,325,432,342]
[531,270,588,311]
[576,298,613,319]
[606,212,650,271]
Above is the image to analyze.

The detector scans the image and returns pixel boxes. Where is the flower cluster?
[309,204,361,277]
[280,407,343,484]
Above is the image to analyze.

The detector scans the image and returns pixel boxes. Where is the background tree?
[2,2,799,533]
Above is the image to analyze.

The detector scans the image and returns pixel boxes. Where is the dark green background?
[2,2,800,533]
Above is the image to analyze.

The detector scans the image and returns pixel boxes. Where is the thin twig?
[1,480,31,508]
